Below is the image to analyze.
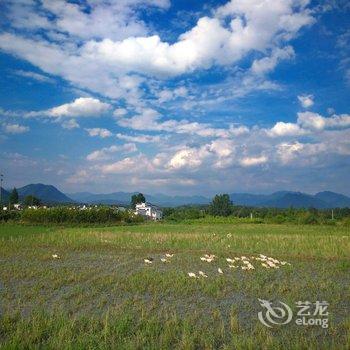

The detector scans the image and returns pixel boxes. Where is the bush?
[164,207,205,222]
[21,207,143,225]
[0,210,21,222]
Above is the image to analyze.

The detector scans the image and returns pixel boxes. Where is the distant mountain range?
[67,191,209,207]
[228,191,350,209]
[1,183,350,208]
[1,184,73,204]
[69,189,350,208]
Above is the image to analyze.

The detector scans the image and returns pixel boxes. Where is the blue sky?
[0,0,349,196]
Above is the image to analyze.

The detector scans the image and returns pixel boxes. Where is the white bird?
[201,256,214,262]
[165,253,174,258]
[218,268,224,274]
[204,254,216,259]
[261,263,270,268]
[52,254,60,259]
[161,258,168,263]
[188,272,197,278]
[226,258,235,263]
[228,265,238,269]
[198,271,208,278]
[144,258,153,264]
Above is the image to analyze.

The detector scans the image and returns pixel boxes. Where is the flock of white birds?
[51,252,290,278]
[142,253,291,279]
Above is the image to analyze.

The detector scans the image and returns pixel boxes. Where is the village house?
[135,202,163,221]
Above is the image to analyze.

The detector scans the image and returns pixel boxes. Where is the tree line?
[163,194,350,225]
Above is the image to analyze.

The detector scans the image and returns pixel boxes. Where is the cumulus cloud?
[26,97,111,120]
[268,121,306,137]
[3,123,29,134]
[6,0,170,41]
[251,46,295,75]
[86,143,137,161]
[82,0,313,78]
[277,141,304,163]
[297,112,350,130]
[267,112,350,137]
[240,155,268,167]
[100,154,152,173]
[167,147,208,170]
[47,97,111,118]
[117,107,249,138]
[298,94,314,108]
[61,119,80,129]
[116,133,162,143]
[85,128,113,138]
[113,108,128,117]
[158,86,188,102]
[0,0,314,98]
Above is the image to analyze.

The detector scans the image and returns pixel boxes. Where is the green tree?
[24,195,41,206]
[9,187,19,205]
[209,194,232,217]
[131,193,146,208]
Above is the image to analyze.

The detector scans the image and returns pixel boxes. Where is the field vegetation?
[0,221,349,349]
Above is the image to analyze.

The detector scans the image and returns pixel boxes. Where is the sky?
[0,0,349,196]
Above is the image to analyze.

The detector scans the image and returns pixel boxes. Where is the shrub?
[0,210,21,222]
[21,207,143,225]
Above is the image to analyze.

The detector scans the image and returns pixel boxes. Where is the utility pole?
[0,174,3,210]
[331,209,334,220]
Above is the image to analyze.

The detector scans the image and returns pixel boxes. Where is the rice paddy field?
[0,222,349,349]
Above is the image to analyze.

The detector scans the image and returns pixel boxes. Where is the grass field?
[0,222,349,349]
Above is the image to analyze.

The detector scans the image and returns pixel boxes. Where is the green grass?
[0,222,349,349]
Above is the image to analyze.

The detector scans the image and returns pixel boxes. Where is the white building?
[135,202,162,220]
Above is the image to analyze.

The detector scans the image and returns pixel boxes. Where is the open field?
[0,222,349,349]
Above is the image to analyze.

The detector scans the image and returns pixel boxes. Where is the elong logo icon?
[258,299,293,328]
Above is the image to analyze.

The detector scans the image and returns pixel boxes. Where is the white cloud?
[14,70,55,84]
[298,94,314,108]
[277,141,304,163]
[117,107,249,138]
[268,121,305,137]
[116,133,162,143]
[61,119,79,129]
[7,0,170,41]
[100,154,152,173]
[251,46,295,75]
[297,112,350,130]
[0,0,314,98]
[158,86,188,102]
[82,1,313,78]
[47,97,111,118]
[3,123,29,134]
[85,128,113,138]
[113,108,128,117]
[240,155,268,167]
[86,143,137,161]
[167,147,208,170]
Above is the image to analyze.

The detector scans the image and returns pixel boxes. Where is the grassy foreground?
[0,222,349,349]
